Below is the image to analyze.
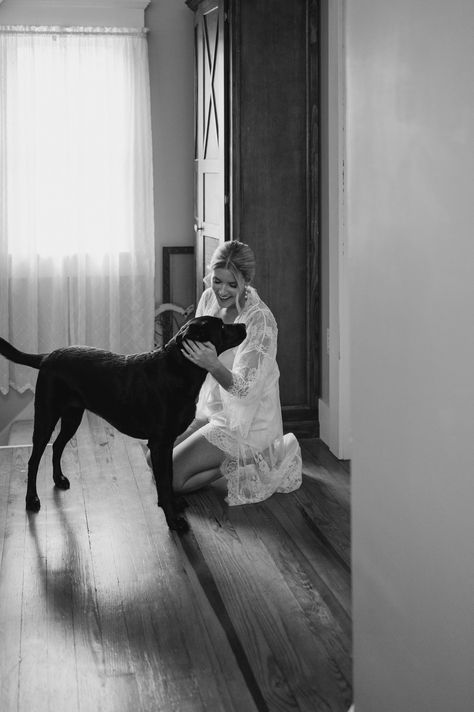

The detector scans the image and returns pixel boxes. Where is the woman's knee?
[172,430,224,490]
[144,418,207,470]
[174,418,207,447]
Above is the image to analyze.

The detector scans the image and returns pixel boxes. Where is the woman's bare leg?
[172,427,225,494]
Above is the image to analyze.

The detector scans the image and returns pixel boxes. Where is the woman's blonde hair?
[206,241,256,312]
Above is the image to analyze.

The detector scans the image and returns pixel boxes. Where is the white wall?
[146,0,194,302]
[0,0,146,27]
[348,1,474,710]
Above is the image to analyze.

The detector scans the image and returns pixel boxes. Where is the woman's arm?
[181,306,277,399]
[180,340,234,390]
[207,357,234,390]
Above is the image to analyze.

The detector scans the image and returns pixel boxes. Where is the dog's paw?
[53,474,70,490]
[174,495,189,513]
[168,515,190,533]
[25,495,41,513]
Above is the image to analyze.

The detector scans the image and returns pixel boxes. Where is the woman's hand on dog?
[181,340,220,372]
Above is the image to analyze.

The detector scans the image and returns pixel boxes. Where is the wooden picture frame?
[161,246,195,344]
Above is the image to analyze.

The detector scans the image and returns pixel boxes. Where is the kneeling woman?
[168,241,301,505]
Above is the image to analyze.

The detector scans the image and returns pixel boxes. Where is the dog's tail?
[0,337,46,369]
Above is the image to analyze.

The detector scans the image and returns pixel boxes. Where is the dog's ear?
[173,318,204,348]
[172,319,192,348]
[172,317,217,348]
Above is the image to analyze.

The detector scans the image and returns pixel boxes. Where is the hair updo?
[207,241,256,312]
[209,241,256,284]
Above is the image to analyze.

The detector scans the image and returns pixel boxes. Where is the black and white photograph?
[0,1,472,711]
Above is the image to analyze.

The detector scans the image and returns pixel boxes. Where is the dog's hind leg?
[26,397,61,513]
[52,406,84,490]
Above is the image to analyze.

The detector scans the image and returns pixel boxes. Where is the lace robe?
[195,287,302,505]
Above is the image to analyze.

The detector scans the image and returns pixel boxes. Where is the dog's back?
[34,342,201,440]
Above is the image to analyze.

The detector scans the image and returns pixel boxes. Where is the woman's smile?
[211,267,241,309]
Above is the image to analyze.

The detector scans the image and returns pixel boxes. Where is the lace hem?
[203,426,303,506]
[222,451,302,506]
[203,425,239,458]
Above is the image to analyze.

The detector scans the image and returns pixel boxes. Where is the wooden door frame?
[318,0,351,459]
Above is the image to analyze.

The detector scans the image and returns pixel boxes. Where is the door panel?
[193,0,226,300]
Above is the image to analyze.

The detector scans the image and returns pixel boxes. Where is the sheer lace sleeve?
[225,306,277,400]
[220,303,278,439]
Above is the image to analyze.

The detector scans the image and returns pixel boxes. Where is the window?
[3,27,151,258]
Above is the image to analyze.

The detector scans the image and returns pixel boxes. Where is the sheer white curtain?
[0,26,155,393]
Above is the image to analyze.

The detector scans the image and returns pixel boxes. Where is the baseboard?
[0,399,35,446]
[318,397,330,446]
[282,405,319,439]
[318,397,352,460]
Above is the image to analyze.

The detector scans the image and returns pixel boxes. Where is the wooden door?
[229,0,319,431]
[188,0,319,436]
[192,0,227,300]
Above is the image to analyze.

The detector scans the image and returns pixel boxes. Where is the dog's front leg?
[148,438,189,533]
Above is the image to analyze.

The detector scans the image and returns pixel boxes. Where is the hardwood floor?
[0,414,351,712]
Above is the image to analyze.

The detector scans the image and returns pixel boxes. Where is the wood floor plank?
[240,498,352,676]
[88,414,261,712]
[264,489,351,619]
[120,429,261,712]
[44,427,114,712]
[184,489,351,712]
[72,417,145,712]
[84,415,201,711]
[46,443,103,712]
[300,440,351,491]
[299,447,351,524]
[21,438,104,712]
[239,499,352,708]
[18,458,68,712]
[181,504,298,712]
[292,478,350,571]
[0,448,14,575]
[0,448,28,712]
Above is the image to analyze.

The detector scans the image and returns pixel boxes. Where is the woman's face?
[211,267,242,309]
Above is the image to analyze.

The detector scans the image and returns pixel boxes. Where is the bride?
[168,240,302,506]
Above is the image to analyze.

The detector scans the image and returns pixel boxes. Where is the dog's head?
[173,316,246,356]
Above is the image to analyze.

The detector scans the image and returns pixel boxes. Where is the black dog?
[0,317,246,531]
